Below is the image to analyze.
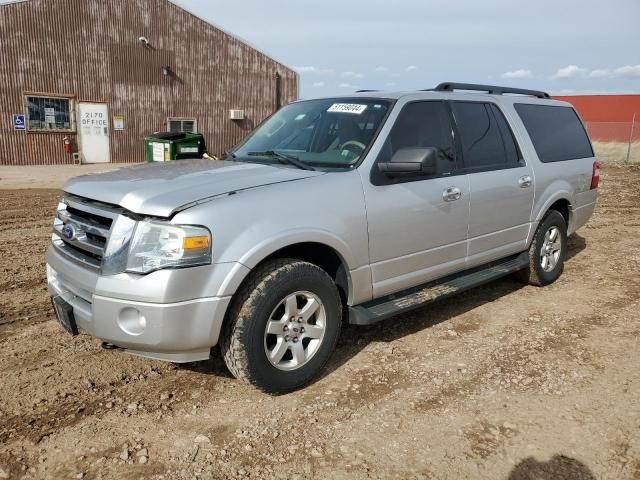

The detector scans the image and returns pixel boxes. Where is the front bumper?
[46,245,239,363]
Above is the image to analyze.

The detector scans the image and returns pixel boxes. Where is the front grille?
[52,196,122,270]
[66,205,113,230]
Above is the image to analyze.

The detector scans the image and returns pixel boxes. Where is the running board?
[348,252,529,325]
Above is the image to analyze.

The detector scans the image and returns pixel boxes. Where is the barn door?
[78,102,111,163]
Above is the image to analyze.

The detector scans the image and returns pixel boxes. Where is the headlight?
[126,221,211,274]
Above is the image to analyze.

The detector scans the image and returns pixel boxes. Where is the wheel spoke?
[299,297,320,322]
[269,338,289,364]
[264,290,327,371]
[266,320,284,335]
[303,324,323,339]
[284,294,298,318]
[539,224,564,273]
[291,342,306,365]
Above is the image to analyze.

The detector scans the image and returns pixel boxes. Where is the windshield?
[232,98,391,168]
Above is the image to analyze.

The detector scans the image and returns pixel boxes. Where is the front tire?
[519,210,568,286]
[220,259,342,394]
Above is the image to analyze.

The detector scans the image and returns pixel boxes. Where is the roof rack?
[431,82,550,99]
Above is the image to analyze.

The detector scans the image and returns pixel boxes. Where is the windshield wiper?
[247,150,315,171]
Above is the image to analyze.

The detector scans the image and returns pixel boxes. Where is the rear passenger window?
[452,102,521,170]
[490,104,521,165]
[514,104,594,162]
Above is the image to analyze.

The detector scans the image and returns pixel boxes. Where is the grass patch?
[593,142,640,164]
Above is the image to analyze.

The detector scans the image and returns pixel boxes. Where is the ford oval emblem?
[61,224,76,241]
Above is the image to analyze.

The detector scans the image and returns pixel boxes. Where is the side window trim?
[370,99,463,186]
[449,100,526,174]
[447,100,465,170]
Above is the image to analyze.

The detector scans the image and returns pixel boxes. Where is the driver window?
[377,101,456,178]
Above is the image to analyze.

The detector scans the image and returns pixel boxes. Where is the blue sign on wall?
[13,114,26,131]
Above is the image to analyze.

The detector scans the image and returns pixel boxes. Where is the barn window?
[167,118,197,133]
[25,95,74,132]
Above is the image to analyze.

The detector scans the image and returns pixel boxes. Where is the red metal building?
[553,95,640,142]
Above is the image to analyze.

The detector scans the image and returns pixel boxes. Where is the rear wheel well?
[547,199,571,226]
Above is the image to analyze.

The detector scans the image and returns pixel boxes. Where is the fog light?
[117,307,147,336]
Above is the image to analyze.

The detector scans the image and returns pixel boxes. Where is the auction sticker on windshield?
[327,103,368,114]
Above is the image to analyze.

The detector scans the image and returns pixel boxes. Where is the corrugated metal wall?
[553,95,640,123]
[554,95,640,142]
[0,0,298,165]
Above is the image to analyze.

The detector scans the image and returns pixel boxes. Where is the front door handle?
[443,187,462,202]
[518,175,532,188]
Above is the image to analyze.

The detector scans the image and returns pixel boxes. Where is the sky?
[2,0,638,98]
[172,0,639,98]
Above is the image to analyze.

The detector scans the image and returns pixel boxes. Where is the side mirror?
[378,147,438,177]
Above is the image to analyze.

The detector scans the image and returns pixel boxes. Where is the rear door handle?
[518,175,532,188]
[443,187,462,202]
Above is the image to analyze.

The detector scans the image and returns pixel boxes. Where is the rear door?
[450,101,534,267]
[363,100,470,297]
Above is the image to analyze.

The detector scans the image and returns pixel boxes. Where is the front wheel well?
[235,242,350,312]
[260,243,348,304]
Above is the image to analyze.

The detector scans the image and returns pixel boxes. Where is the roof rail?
[355,89,380,93]
[432,82,550,99]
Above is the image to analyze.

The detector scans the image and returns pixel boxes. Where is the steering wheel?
[340,140,366,155]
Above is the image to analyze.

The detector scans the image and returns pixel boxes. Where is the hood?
[64,159,324,217]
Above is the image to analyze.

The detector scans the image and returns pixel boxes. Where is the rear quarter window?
[514,104,594,162]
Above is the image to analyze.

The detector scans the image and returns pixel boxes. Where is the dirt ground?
[1,165,639,480]
[0,165,121,190]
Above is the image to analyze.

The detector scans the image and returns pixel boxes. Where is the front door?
[78,102,110,163]
[362,100,470,298]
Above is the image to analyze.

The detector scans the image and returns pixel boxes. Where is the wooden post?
[627,112,636,164]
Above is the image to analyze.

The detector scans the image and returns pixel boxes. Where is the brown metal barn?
[0,0,298,165]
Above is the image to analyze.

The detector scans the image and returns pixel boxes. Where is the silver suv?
[47,83,599,393]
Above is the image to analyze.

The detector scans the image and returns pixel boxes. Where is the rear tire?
[220,259,342,394]
[519,210,568,286]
